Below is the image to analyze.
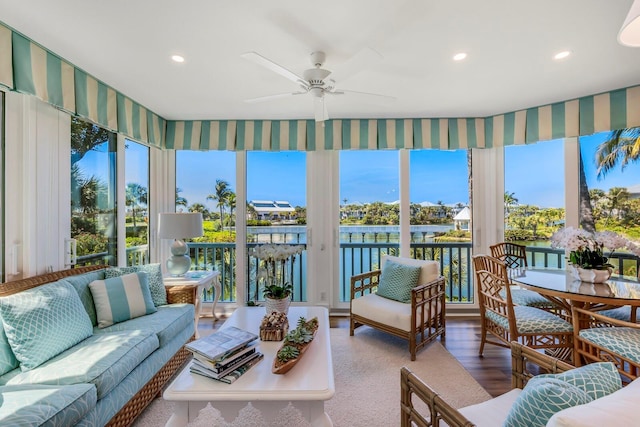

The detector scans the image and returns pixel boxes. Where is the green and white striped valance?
[0,23,13,89]
[74,69,118,132]
[12,32,75,113]
[117,93,149,144]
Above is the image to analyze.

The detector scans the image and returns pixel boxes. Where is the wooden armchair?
[572,306,640,382]
[400,342,574,427]
[350,255,446,361]
[473,255,573,357]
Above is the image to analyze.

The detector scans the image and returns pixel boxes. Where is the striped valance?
[74,69,118,132]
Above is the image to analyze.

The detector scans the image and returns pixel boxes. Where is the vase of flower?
[265,295,291,315]
[570,265,612,284]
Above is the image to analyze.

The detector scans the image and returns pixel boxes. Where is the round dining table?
[510,268,640,323]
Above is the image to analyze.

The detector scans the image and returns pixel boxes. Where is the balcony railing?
[75,242,639,306]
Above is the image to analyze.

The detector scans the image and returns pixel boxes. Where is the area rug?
[133,327,491,427]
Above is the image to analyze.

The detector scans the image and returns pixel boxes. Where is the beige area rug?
[133,327,491,427]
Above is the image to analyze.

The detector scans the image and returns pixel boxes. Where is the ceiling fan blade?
[339,89,396,102]
[244,92,306,104]
[241,51,307,87]
[314,97,329,122]
[329,47,383,83]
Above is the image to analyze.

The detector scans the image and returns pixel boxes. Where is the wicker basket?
[166,285,197,305]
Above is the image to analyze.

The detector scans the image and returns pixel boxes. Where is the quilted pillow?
[376,259,421,303]
[504,377,593,427]
[105,263,167,306]
[0,280,93,371]
[89,272,157,328]
[536,362,621,400]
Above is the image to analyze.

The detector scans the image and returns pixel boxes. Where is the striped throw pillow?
[89,272,157,328]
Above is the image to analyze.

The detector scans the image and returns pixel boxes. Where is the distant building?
[628,183,640,199]
[249,200,296,221]
[453,206,471,231]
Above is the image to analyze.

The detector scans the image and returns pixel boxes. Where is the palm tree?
[175,187,188,209]
[596,127,640,179]
[207,179,232,232]
[504,191,518,217]
[227,192,236,235]
[188,203,209,218]
[125,183,148,227]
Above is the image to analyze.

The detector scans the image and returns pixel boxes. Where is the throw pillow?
[105,263,167,306]
[89,272,157,328]
[536,362,621,400]
[0,280,93,371]
[0,315,18,375]
[504,377,593,427]
[376,259,421,303]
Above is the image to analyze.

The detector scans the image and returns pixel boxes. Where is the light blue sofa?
[0,265,195,426]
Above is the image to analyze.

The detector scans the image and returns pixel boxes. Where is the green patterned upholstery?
[62,270,106,326]
[105,264,167,306]
[502,288,555,308]
[376,260,421,303]
[579,327,640,363]
[504,377,592,427]
[536,362,621,400]
[0,280,93,371]
[0,316,18,376]
[597,306,635,322]
[486,305,573,334]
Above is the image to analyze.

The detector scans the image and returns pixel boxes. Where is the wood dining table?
[510,268,640,324]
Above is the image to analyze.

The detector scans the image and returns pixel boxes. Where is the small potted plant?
[263,282,293,314]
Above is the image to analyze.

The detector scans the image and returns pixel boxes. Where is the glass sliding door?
[70,117,117,266]
[246,151,307,304]
[504,139,565,268]
[175,150,236,302]
[124,140,149,266]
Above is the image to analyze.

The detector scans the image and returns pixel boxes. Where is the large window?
[580,130,640,276]
[339,150,399,301]
[504,140,565,268]
[176,150,236,301]
[125,140,149,266]
[70,117,117,266]
[410,149,472,302]
[246,151,307,303]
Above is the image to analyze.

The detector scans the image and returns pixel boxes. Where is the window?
[70,117,117,266]
[176,150,236,301]
[504,140,565,268]
[125,140,149,266]
[410,149,472,302]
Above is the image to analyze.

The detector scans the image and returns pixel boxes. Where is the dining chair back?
[489,242,528,268]
[473,255,573,357]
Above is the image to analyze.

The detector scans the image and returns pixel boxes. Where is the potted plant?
[250,244,305,313]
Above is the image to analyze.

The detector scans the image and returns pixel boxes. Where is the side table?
[163,271,221,337]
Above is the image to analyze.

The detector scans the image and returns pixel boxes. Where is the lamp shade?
[158,212,203,239]
[619,0,640,46]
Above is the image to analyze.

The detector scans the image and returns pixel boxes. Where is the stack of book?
[185,326,263,384]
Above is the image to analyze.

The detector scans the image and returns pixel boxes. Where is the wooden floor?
[201,314,512,397]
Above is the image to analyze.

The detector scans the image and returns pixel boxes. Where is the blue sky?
[74,133,640,212]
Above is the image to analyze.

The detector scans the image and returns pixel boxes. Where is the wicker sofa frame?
[350,269,446,361]
[400,341,574,427]
[0,265,195,427]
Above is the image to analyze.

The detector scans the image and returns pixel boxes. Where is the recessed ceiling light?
[554,51,571,60]
[171,55,185,63]
[453,52,467,61]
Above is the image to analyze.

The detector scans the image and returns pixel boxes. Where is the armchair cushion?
[376,260,421,303]
[381,255,439,285]
[351,293,414,332]
[536,362,621,400]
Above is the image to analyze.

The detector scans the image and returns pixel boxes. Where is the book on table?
[192,343,257,373]
[190,351,264,384]
[185,326,258,362]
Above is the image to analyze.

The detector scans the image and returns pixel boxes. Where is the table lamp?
[158,212,204,276]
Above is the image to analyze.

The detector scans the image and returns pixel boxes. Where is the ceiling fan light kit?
[242,49,392,122]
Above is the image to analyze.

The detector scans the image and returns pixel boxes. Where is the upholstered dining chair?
[473,255,574,357]
[489,242,563,315]
[572,306,640,382]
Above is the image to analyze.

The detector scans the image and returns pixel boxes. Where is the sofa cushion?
[547,377,640,427]
[458,388,522,427]
[96,303,194,347]
[61,269,106,326]
[0,383,96,427]
[1,330,159,400]
[0,280,93,371]
[535,362,621,400]
[381,255,439,285]
[351,293,415,331]
[105,263,167,306]
[90,272,157,328]
[0,316,18,376]
[503,377,592,427]
[377,259,421,303]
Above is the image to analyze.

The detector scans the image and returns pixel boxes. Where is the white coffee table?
[163,306,334,426]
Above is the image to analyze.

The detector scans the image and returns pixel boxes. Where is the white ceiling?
[2,0,640,121]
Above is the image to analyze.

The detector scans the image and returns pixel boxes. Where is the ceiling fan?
[241,49,394,122]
